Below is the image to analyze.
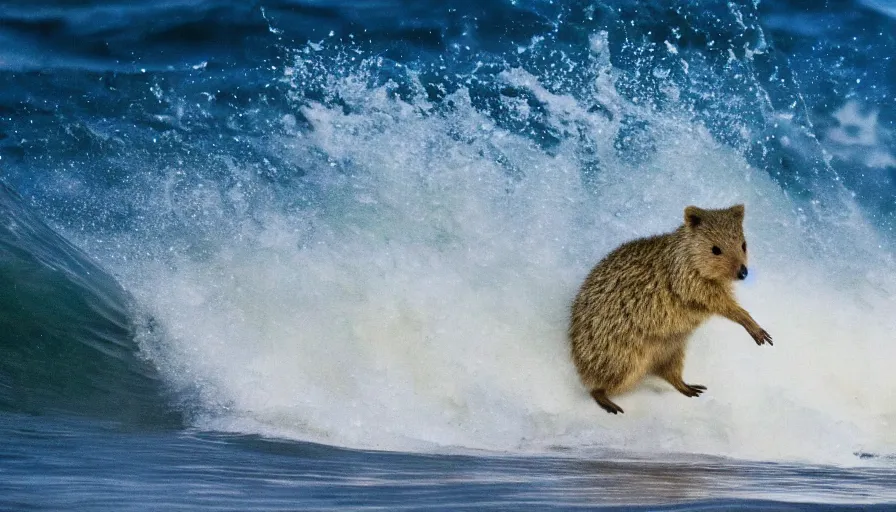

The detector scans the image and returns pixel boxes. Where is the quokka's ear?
[684,205,704,228]
[729,203,745,220]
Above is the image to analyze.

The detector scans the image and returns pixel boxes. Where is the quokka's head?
[682,204,749,283]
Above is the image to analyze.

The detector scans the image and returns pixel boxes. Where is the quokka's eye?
[712,246,722,255]
[742,241,747,252]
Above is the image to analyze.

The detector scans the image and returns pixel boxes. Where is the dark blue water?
[1,0,895,509]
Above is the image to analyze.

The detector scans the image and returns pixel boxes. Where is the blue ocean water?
[0,0,895,509]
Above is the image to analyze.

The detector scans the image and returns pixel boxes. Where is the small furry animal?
[569,204,772,414]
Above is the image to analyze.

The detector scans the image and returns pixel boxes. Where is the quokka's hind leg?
[590,389,624,414]
[652,343,706,398]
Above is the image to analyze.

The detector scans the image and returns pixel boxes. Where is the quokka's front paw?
[751,328,773,346]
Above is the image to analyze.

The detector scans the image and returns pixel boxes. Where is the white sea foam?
[119,47,896,466]
[825,100,896,169]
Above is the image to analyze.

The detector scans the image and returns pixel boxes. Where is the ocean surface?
[0,0,895,509]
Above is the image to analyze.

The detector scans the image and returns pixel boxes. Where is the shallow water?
[0,0,894,508]
[3,414,896,511]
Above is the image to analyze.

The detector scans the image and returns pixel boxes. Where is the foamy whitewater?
[91,35,896,466]
[5,1,896,509]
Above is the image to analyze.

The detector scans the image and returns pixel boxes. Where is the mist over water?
[85,35,896,465]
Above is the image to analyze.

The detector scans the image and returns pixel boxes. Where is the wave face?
[0,184,176,424]
[1,0,894,464]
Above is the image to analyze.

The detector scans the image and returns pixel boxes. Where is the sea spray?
[108,43,896,464]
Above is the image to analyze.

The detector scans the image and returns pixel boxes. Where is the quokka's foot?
[752,329,773,346]
[590,389,624,414]
[678,383,706,397]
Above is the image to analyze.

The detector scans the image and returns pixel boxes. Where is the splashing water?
[74,30,896,466]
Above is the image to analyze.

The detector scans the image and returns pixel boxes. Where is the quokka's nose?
[737,265,748,280]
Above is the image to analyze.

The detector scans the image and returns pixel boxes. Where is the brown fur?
[569,204,772,414]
